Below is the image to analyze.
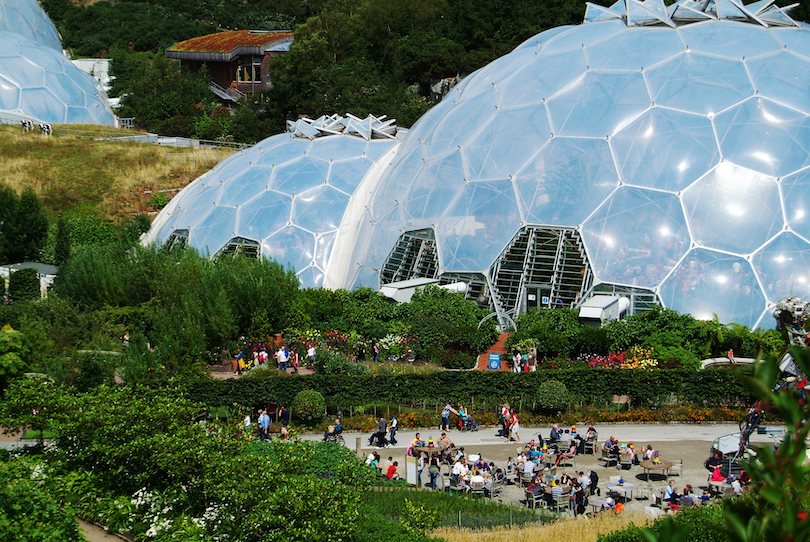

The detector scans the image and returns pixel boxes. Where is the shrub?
[292,389,326,424]
[536,379,570,413]
[315,349,369,375]
[440,350,477,369]
[8,268,40,302]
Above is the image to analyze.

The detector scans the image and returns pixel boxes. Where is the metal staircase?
[209,81,245,103]
[380,229,438,284]
[489,227,592,321]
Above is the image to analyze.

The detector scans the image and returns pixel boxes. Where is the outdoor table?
[414,444,451,458]
[607,482,637,501]
[588,496,607,513]
[640,459,673,483]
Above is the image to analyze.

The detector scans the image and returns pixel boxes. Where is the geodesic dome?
[330,0,810,329]
[144,114,405,288]
[0,29,116,125]
[0,0,61,51]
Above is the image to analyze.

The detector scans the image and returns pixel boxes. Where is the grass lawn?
[0,124,233,220]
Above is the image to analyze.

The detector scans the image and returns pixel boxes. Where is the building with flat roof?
[165,30,293,101]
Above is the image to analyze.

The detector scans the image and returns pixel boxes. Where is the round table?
[607,482,637,501]
[588,496,607,513]
[639,459,673,482]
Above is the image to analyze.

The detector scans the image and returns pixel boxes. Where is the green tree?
[53,215,71,266]
[0,324,26,392]
[8,268,40,303]
[0,185,48,265]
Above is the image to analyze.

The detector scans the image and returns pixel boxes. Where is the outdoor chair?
[488,478,505,499]
[469,480,486,497]
[549,494,569,515]
[669,458,683,476]
[525,489,543,509]
[520,471,534,487]
[600,449,618,468]
[618,454,634,470]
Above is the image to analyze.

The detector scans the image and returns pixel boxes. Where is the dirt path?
[77,519,124,541]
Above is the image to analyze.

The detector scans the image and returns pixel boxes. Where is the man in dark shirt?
[279,406,290,440]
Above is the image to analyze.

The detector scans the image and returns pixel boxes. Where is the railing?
[209,80,245,102]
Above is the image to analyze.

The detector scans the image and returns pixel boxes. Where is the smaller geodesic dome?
[0,0,61,51]
[0,30,116,125]
[144,114,406,288]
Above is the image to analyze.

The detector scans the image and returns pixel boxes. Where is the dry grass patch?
[0,125,234,220]
[431,511,651,542]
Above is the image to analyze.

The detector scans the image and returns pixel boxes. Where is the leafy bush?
[440,350,477,369]
[536,379,570,413]
[8,268,40,302]
[292,389,326,424]
[315,349,369,375]
[597,502,729,542]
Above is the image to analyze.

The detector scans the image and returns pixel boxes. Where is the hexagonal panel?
[296,266,325,289]
[217,167,272,207]
[463,104,551,180]
[747,51,810,114]
[306,135,368,161]
[645,52,753,116]
[782,167,810,240]
[586,26,685,71]
[263,225,315,271]
[437,179,521,271]
[772,26,810,63]
[539,19,626,56]
[328,157,374,195]
[612,108,719,192]
[547,71,649,137]
[516,137,619,226]
[0,73,20,109]
[659,248,766,328]
[402,150,465,227]
[682,163,782,254]
[714,98,810,178]
[497,49,588,108]
[314,230,337,271]
[272,156,331,194]
[424,91,497,158]
[20,86,65,123]
[292,185,349,233]
[237,190,292,238]
[752,232,810,302]
[252,138,309,168]
[189,206,238,257]
[677,20,781,61]
[581,187,689,287]
[454,47,536,103]
[0,55,44,86]
[371,148,425,220]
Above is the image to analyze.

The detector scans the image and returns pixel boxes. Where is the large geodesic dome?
[144,115,405,288]
[328,0,810,329]
[0,0,61,50]
[0,0,116,125]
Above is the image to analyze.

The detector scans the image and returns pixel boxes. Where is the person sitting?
[452,457,470,490]
[527,475,546,497]
[665,480,681,503]
[577,471,591,493]
[699,489,712,503]
[620,442,637,464]
[546,480,564,507]
[604,436,620,457]
[680,484,698,505]
[555,441,577,466]
[438,432,452,448]
[523,456,536,476]
[549,424,563,443]
[323,423,336,441]
[585,424,597,441]
[387,461,400,480]
[704,450,724,472]
[644,444,655,460]
[369,417,387,446]
[453,447,466,463]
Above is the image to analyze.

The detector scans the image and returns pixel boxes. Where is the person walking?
[279,406,290,440]
[441,402,458,431]
[509,411,521,442]
[388,414,399,446]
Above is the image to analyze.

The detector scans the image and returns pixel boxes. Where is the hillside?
[0,125,232,221]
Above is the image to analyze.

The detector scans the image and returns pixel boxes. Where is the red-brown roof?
[168,30,293,53]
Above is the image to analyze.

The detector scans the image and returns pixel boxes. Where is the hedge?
[184,367,754,411]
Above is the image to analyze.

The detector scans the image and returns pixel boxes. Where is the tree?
[8,268,41,303]
[53,215,71,266]
[0,185,48,264]
[0,324,26,392]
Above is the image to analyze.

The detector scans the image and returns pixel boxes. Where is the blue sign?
[488,353,500,370]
